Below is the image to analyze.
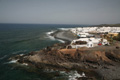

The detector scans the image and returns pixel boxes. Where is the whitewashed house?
[87,41,94,48]
[77,33,89,38]
[70,26,120,35]
[70,38,109,49]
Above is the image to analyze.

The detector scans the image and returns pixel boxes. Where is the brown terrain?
[10,41,120,80]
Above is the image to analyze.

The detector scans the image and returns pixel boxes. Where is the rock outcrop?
[10,43,120,80]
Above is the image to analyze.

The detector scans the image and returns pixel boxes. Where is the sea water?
[0,24,87,80]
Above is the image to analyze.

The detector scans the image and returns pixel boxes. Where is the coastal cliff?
[9,27,120,80]
[10,42,120,80]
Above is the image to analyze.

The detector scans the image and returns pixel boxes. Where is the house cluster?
[69,26,120,49]
[71,27,120,34]
[70,38,109,49]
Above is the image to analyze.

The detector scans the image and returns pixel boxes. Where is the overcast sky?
[0,0,120,25]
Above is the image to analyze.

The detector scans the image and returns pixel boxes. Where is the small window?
[91,44,92,47]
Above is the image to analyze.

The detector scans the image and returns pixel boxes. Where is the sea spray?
[0,55,7,60]
[68,71,85,80]
[0,24,87,80]
[56,39,65,43]
[12,50,27,54]
[6,59,18,64]
[46,30,65,43]
[46,30,56,40]
[58,28,71,31]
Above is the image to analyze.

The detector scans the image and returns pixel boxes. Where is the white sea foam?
[7,59,18,64]
[81,72,86,77]
[56,39,65,43]
[0,55,7,60]
[60,71,66,74]
[12,50,27,54]
[46,30,56,35]
[46,30,56,40]
[68,71,85,80]
[22,63,28,66]
[46,30,65,43]
[48,35,55,40]
[19,54,24,56]
[58,28,71,31]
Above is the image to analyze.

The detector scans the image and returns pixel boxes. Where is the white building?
[77,33,89,38]
[70,27,120,34]
[70,38,109,49]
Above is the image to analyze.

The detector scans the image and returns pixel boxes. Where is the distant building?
[108,33,118,37]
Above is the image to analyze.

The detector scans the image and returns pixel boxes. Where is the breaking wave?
[46,30,56,40]
[68,71,86,80]
[58,28,71,31]
[5,59,18,64]
[12,50,27,54]
[56,39,65,43]
[0,55,7,60]
[46,30,65,43]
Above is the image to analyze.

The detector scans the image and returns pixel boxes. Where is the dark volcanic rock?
[10,43,120,80]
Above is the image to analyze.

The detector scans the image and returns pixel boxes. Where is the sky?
[0,0,120,25]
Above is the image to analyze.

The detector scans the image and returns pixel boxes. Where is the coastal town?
[10,26,120,80]
[68,26,120,49]
[1,0,120,80]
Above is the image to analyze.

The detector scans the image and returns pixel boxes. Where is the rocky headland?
[10,30,120,80]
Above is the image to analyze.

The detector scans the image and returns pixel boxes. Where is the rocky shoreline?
[9,30,120,80]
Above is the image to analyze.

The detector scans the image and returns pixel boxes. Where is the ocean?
[0,24,88,80]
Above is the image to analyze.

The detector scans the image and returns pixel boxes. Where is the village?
[68,26,120,49]
[10,26,120,80]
